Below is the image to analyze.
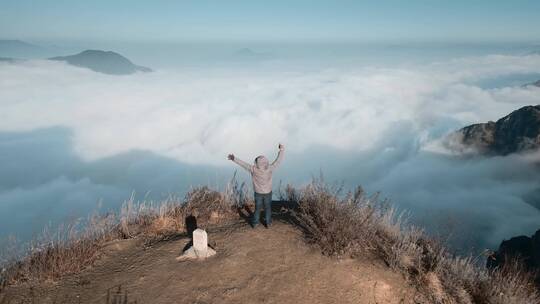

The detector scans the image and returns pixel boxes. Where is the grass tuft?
[286,178,540,304]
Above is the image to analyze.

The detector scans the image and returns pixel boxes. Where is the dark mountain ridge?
[230,48,274,62]
[0,39,50,58]
[488,229,540,286]
[49,50,152,75]
[0,57,17,63]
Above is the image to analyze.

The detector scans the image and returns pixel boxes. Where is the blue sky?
[1,0,539,43]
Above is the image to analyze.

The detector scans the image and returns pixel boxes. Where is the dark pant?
[253,192,272,227]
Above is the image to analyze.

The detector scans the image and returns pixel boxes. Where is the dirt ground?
[2,220,421,304]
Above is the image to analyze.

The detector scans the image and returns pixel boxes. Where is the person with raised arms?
[228,144,285,228]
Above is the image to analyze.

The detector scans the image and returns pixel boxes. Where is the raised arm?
[270,144,285,170]
[228,154,253,172]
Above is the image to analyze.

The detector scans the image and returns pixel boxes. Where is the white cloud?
[1,54,540,249]
[1,55,539,165]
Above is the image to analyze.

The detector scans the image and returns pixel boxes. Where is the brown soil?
[2,221,421,304]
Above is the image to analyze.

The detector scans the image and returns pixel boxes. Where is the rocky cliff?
[448,105,540,155]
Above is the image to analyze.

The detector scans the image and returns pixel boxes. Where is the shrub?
[287,178,540,304]
[0,177,244,289]
[1,214,119,286]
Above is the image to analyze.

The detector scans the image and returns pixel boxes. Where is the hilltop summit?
[1,184,538,303]
[1,222,415,303]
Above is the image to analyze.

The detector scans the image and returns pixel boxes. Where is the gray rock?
[447,105,540,155]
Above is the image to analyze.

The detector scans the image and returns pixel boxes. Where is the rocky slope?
[49,50,152,75]
[447,105,540,155]
[488,229,540,286]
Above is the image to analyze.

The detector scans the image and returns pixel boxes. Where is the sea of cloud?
[1,54,539,251]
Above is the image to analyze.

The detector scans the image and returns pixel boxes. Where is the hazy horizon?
[2,0,540,42]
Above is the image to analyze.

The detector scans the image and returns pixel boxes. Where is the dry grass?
[286,178,540,304]
[1,176,538,303]
[0,214,119,287]
[0,177,246,290]
[117,185,240,240]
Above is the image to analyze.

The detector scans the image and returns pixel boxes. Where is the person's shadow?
[237,204,254,226]
[182,215,198,252]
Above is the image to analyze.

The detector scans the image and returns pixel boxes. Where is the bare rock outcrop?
[446,105,540,155]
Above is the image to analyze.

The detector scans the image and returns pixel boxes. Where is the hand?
[278,143,284,150]
[228,154,235,161]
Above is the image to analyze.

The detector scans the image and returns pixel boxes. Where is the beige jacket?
[233,148,284,194]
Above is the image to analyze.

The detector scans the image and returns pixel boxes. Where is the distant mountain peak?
[522,79,540,88]
[0,39,38,46]
[49,50,152,75]
[231,48,273,61]
[0,39,48,58]
[446,105,540,155]
[235,48,257,55]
